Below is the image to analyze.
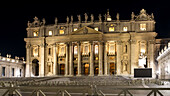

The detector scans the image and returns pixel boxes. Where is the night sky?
[0,1,169,59]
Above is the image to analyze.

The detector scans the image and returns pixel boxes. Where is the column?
[149,40,155,78]
[26,44,31,77]
[116,41,122,75]
[40,43,45,77]
[53,44,57,75]
[98,42,103,76]
[89,42,94,76]
[77,42,82,76]
[69,42,73,76]
[104,42,109,76]
[130,40,137,75]
[65,43,69,76]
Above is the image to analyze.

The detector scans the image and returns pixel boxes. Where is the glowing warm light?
[95,57,98,60]
[11,59,15,62]
[33,31,39,37]
[109,44,115,55]
[33,47,38,57]
[7,58,10,61]
[123,27,128,31]
[85,64,89,67]
[141,49,146,53]
[107,17,112,21]
[49,31,52,35]
[59,30,64,34]
[59,27,65,34]
[74,28,78,31]
[59,46,65,56]
[83,44,89,55]
[109,27,115,32]
[140,24,146,31]
[94,27,99,31]
[95,45,98,54]
[74,46,78,55]
[2,58,6,61]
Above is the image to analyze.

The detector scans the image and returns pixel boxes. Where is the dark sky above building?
[0,1,169,58]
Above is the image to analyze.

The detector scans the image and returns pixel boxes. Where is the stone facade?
[0,55,25,77]
[24,9,157,77]
[157,42,170,79]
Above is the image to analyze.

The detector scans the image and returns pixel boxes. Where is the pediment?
[70,26,103,35]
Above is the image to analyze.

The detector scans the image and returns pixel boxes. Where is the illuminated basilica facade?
[24,9,157,77]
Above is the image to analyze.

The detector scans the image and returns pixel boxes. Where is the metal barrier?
[0,85,170,96]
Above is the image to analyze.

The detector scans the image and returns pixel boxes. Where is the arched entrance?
[110,63,116,75]
[32,59,39,76]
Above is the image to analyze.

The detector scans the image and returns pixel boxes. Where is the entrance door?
[74,67,78,75]
[32,59,39,76]
[84,64,89,75]
[110,63,116,75]
[94,67,99,75]
[60,64,65,75]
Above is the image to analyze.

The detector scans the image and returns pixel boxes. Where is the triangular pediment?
[70,26,103,35]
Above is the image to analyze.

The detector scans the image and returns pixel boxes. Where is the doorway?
[82,63,89,75]
[110,63,116,75]
[32,59,39,76]
[60,64,65,75]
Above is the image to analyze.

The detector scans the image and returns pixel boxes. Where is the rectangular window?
[109,44,115,55]
[59,46,65,56]
[49,31,52,36]
[140,24,146,31]
[59,27,65,34]
[84,46,89,54]
[83,44,89,55]
[2,67,5,76]
[95,45,98,54]
[74,46,78,55]
[33,31,39,37]
[123,27,128,32]
[33,47,38,57]
[12,68,15,76]
[109,27,115,32]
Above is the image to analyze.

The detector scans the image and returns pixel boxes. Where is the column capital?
[130,39,137,44]
[116,40,122,45]
[99,41,104,45]
[40,43,46,47]
[149,40,155,44]
[26,44,31,48]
